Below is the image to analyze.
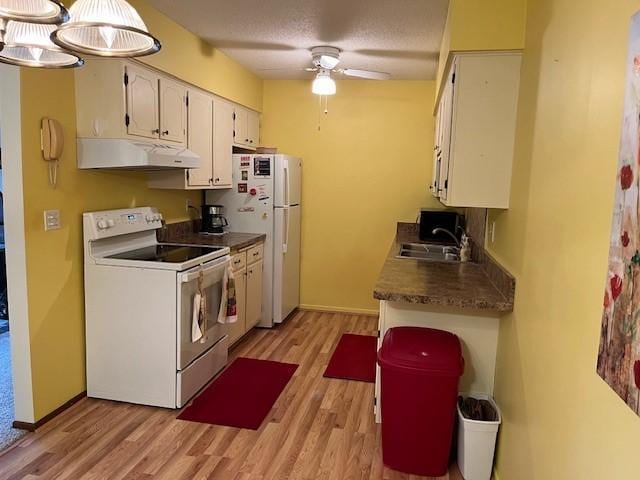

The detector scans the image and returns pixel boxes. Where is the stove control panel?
[84,207,162,240]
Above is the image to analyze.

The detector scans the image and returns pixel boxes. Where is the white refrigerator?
[206,154,301,328]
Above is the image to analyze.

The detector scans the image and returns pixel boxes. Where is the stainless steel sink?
[396,243,460,262]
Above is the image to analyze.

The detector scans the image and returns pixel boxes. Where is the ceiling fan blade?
[256,67,316,72]
[341,69,391,80]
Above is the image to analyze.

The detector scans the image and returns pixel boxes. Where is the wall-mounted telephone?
[41,118,64,188]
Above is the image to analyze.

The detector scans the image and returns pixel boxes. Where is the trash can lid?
[377,326,464,376]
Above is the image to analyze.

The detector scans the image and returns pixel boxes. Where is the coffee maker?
[201,204,229,235]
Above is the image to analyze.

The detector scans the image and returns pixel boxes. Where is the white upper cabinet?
[248,110,260,147]
[159,78,187,144]
[431,52,522,209]
[213,99,234,187]
[186,89,214,187]
[125,64,159,140]
[233,106,259,149]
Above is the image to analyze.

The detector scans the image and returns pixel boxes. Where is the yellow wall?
[436,0,527,99]
[487,0,640,478]
[19,1,262,420]
[261,80,440,313]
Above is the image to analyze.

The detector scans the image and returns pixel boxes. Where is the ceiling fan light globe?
[50,0,161,57]
[312,73,336,96]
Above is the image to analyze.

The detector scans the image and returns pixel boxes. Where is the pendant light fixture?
[51,0,161,57]
[312,70,336,96]
[0,0,68,24]
[0,18,6,50]
[0,20,82,68]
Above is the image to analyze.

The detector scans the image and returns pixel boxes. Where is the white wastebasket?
[456,395,501,480]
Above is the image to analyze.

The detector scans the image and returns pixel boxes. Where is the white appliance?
[77,138,200,170]
[207,154,301,328]
[83,207,230,408]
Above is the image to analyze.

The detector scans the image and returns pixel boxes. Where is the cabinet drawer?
[231,252,246,272]
[246,243,263,265]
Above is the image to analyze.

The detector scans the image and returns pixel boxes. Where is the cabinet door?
[246,259,263,330]
[438,65,456,202]
[247,110,260,147]
[233,107,248,146]
[159,78,187,144]
[213,99,234,186]
[125,64,159,139]
[186,90,213,187]
[228,267,247,345]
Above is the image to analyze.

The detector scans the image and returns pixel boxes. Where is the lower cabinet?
[227,265,246,345]
[227,243,264,346]
[246,259,263,330]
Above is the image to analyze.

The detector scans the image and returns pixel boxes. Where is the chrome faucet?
[432,227,461,247]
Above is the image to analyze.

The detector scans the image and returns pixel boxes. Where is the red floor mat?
[178,357,298,429]
[323,333,378,383]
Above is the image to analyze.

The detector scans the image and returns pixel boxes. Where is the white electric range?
[83,207,230,408]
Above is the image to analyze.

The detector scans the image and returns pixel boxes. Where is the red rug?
[178,357,298,429]
[323,333,378,383]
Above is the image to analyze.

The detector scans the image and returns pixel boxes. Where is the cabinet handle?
[249,269,253,274]
[162,130,169,135]
[152,128,160,134]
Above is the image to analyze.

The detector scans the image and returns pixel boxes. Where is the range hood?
[77,138,200,170]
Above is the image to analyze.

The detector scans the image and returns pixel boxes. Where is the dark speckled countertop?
[159,220,265,252]
[373,223,515,312]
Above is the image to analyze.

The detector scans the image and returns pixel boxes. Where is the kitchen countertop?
[159,221,265,252]
[373,224,515,312]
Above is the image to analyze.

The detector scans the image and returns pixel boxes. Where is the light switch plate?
[44,209,61,231]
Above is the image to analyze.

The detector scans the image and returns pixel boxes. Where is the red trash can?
[377,326,464,476]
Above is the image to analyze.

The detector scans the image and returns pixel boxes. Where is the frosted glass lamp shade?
[0,0,68,24]
[0,20,83,68]
[51,0,160,57]
[312,71,336,96]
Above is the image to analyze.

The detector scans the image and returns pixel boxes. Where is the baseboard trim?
[299,304,379,316]
[13,391,86,432]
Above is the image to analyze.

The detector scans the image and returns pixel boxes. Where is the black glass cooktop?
[106,244,223,263]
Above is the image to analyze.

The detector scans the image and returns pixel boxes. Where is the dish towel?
[191,268,208,343]
[218,264,238,324]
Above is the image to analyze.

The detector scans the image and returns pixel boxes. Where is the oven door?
[177,255,230,370]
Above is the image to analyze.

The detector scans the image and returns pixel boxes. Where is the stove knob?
[107,219,115,228]
[97,219,108,230]
[145,215,153,223]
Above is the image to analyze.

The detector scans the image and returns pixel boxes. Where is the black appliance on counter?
[201,204,229,235]
[419,209,464,243]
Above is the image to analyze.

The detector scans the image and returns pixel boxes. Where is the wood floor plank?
[0,311,462,479]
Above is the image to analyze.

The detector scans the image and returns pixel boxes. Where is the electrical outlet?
[186,199,192,213]
[490,221,496,243]
[44,209,61,231]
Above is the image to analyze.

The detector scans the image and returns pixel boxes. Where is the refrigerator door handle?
[283,158,290,206]
[283,207,289,254]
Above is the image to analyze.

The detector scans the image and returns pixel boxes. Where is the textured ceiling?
[147,0,449,80]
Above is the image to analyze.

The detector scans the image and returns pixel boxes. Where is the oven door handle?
[180,256,229,283]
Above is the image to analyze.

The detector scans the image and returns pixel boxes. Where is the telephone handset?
[41,118,64,187]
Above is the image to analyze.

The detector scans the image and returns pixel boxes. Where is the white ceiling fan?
[306,46,391,95]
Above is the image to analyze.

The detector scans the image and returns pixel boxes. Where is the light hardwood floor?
[0,310,462,479]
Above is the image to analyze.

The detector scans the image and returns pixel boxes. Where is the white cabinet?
[431,52,521,209]
[212,99,234,187]
[186,89,213,187]
[159,78,187,144]
[75,59,187,147]
[233,106,259,149]
[148,91,235,190]
[125,64,159,140]
[225,243,264,347]
[246,259,263,330]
